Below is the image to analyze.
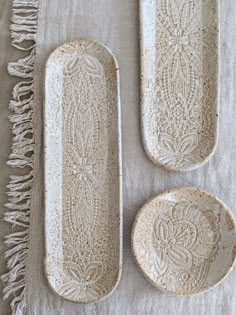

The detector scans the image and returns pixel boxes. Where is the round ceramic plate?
[132,187,236,296]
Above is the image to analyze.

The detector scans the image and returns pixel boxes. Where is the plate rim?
[132,186,236,296]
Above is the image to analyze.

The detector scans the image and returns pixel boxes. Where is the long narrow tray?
[140,0,219,171]
[44,39,122,304]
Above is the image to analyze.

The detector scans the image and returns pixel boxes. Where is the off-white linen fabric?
[1,0,236,314]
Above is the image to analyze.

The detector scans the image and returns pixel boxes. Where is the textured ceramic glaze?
[132,188,236,295]
[44,39,122,304]
[140,0,219,171]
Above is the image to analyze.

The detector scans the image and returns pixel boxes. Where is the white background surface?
[0,0,236,314]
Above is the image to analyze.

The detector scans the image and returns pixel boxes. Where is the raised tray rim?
[43,38,123,304]
[140,0,221,172]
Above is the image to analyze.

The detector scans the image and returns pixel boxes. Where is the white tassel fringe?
[1,1,38,314]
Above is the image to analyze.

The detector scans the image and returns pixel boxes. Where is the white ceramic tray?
[44,39,122,304]
[132,188,236,296]
[140,0,219,171]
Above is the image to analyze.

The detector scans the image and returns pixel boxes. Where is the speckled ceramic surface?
[132,188,236,296]
[44,39,122,304]
[140,0,219,171]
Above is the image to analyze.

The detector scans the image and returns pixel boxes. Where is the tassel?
[1,0,39,314]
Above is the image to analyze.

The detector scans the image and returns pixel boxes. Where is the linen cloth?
[0,0,236,314]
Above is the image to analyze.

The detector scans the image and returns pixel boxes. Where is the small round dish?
[132,187,236,296]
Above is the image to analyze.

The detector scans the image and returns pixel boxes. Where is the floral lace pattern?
[141,0,218,171]
[58,262,107,301]
[133,195,221,295]
[45,40,121,303]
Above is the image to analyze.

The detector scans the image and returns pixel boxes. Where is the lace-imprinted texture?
[132,188,236,295]
[140,0,219,171]
[44,40,122,304]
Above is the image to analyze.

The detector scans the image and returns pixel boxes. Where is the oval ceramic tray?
[44,39,122,304]
[140,0,219,171]
[132,188,236,296]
